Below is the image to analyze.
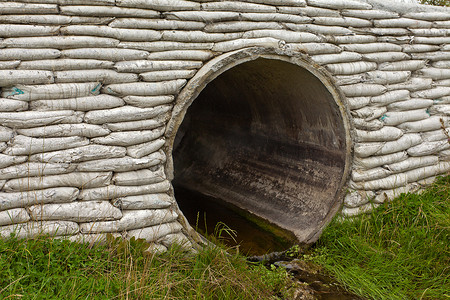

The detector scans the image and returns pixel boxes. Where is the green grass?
[310,175,450,300]
[0,233,293,299]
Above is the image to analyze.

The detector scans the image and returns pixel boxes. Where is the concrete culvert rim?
[165,47,353,246]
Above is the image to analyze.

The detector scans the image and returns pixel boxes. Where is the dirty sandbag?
[60,5,159,18]
[60,25,162,42]
[416,68,450,80]
[117,0,200,11]
[364,71,410,85]
[373,18,432,28]
[211,37,279,52]
[307,0,371,10]
[91,127,165,147]
[106,114,169,131]
[0,98,28,112]
[311,52,362,65]
[440,150,450,161]
[125,222,183,243]
[385,156,439,173]
[405,162,450,183]
[341,9,398,19]
[398,116,449,133]
[0,208,30,226]
[402,44,440,53]
[335,75,364,86]
[362,52,410,63]
[242,29,320,43]
[114,193,172,210]
[0,48,60,61]
[163,10,240,22]
[17,124,110,138]
[84,104,171,124]
[159,232,192,249]
[313,16,371,27]
[286,23,353,36]
[0,110,80,129]
[0,61,20,69]
[113,166,166,186]
[287,43,341,55]
[380,109,430,126]
[370,90,410,106]
[386,78,432,92]
[1,36,119,49]
[162,31,242,43]
[0,70,54,86]
[352,118,384,131]
[29,144,126,163]
[0,126,13,142]
[354,142,384,158]
[0,221,79,239]
[434,79,450,87]
[0,2,58,14]
[0,162,76,180]
[147,50,213,61]
[329,35,377,44]
[351,106,386,121]
[403,11,450,21]
[373,184,419,204]
[343,190,374,208]
[122,95,174,108]
[347,96,370,110]
[325,61,377,75]
[342,43,402,53]
[30,94,125,112]
[387,99,433,112]
[0,24,59,37]
[407,140,450,157]
[432,61,450,69]
[341,84,387,97]
[61,48,149,61]
[349,173,408,191]
[54,70,138,84]
[202,1,275,13]
[127,138,166,159]
[0,154,27,169]
[356,126,403,142]
[109,18,204,30]
[140,70,196,82]
[353,151,408,170]
[421,128,450,142]
[378,60,427,71]
[411,87,450,99]
[351,167,391,182]
[4,135,89,155]
[103,79,187,96]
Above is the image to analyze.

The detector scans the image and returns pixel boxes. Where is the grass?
[310,175,450,300]
[0,231,293,299]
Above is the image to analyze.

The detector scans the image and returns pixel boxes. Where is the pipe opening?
[173,58,348,254]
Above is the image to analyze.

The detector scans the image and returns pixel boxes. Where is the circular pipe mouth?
[166,48,352,244]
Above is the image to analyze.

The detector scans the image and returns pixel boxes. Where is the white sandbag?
[2,82,101,101]
[0,221,79,239]
[0,162,76,180]
[211,37,279,52]
[241,10,310,21]
[341,43,402,53]
[0,60,19,69]
[311,52,362,65]
[373,184,418,204]
[147,50,213,61]
[201,1,275,13]
[106,114,169,131]
[343,190,374,208]
[280,6,339,17]
[54,70,138,84]
[163,11,240,22]
[117,0,200,10]
[0,187,79,211]
[127,138,166,159]
[355,28,409,36]
[0,154,27,169]
[60,25,162,42]
[351,106,387,121]
[313,16,371,27]
[378,60,427,71]
[113,193,172,210]
[77,151,165,172]
[126,222,182,243]
[30,94,125,112]
[288,43,341,55]
[341,9,398,19]
[241,30,321,43]
[370,90,410,106]
[352,118,384,131]
[0,15,114,25]
[120,41,214,52]
[405,162,450,183]
[347,97,370,110]
[285,23,353,35]
[0,2,58,14]
[435,96,450,104]
[159,232,192,249]
[0,180,5,190]
[325,61,377,75]
[0,143,6,152]
[29,201,122,222]
[434,80,450,87]
[113,167,165,186]
[352,167,391,182]
[0,126,13,142]
[0,208,30,226]
[29,145,126,163]
[1,36,120,49]
[387,99,433,112]
[0,24,59,37]
[402,44,440,53]
[380,109,430,126]
[17,124,110,138]
[79,180,171,201]
[62,48,148,61]
[403,11,450,21]
[0,110,79,129]
[162,31,242,43]
[364,71,410,85]
[4,135,88,155]
[3,172,113,192]
[412,87,450,99]
[429,105,450,116]
[341,203,379,216]
[335,75,364,86]
[398,116,449,133]
[80,208,177,233]
[85,104,171,124]
[362,52,410,63]
[409,29,450,37]
[103,79,187,96]
[307,0,371,9]
[110,18,204,30]
[19,59,114,71]
[440,150,450,161]
[204,21,282,33]
[385,156,439,173]
[376,134,422,156]
[60,5,160,18]
[140,70,196,82]
[0,70,54,86]
[353,151,408,170]
[354,142,383,158]
[374,18,432,28]
[413,37,450,45]
[433,61,450,69]
[407,140,450,157]
[329,35,377,44]
[421,128,450,142]
[0,98,27,112]
[145,243,168,254]
[349,173,408,191]
[91,127,165,146]
[341,84,387,97]
[356,127,403,143]
[411,52,450,61]
[386,78,432,92]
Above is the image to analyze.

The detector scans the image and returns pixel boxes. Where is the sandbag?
[241,11,311,22]
[201,1,275,13]
[413,37,450,44]
[117,0,200,11]
[329,35,377,44]
[60,25,162,42]
[403,11,450,21]
[85,104,171,124]
[416,68,450,80]
[106,114,169,132]
[335,75,364,86]
[405,162,450,183]
[127,138,166,159]
[352,118,384,131]
[0,143,6,152]
[61,48,148,61]
[307,0,371,9]
[288,43,341,55]
[286,23,353,35]
[0,70,54,86]
[352,167,391,182]
[341,9,398,19]
[362,52,410,63]
[353,151,408,170]
[398,116,449,133]
[159,232,192,249]
[421,128,450,142]
[0,221,79,239]
[0,3,58,14]
[0,98,28,112]
[434,79,450,87]
[29,201,122,222]
[325,61,377,75]
[411,87,450,99]
[0,208,30,226]
[0,61,20,69]
[440,150,450,161]
[0,162,76,180]
[374,18,432,28]
[380,109,430,126]
[343,190,374,208]
[241,29,321,43]
[402,44,440,53]
[386,78,432,92]
[0,15,114,25]
[4,135,89,155]
[364,71,410,85]
[373,184,418,204]
[354,142,383,158]
[432,61,450,68]
[378,60,427,71]
[113,193,172,210]
[60,5,160,18]
[0,187,79,211]
[0,24,60,37]
[126,222,182,243]
[17,124,110,138]
[29,144,126,163]
[281,6,340,17]
[341,203,379,216]
[370,90,410,106]
[205,21,282,33]
[3,172,113,192]
[313,16,371,27]
[0,110,81,129]
[385,156,439,173]
[109,18,204,30]
[103,80,187,96]
[212,37,279,52]
[1,36,120,49]
[349,173,408,190]
[113,167,166,186]
[341,84,387,97]
[351,106,386,121]
[0,154,27,169]
[356,134,422,157]
[407,140,450,157]
[163,11,240,22]
[387,98,434,112]
[0,126,13,142]
[91,127,165,146]
[30,94,125,112]
[342,43,402,54]
[140,70,196,82]
[162,31,242,43]
[54,70,138,84]
[311,52,361,65]
[356,126,403,142]
[347,97,371,110]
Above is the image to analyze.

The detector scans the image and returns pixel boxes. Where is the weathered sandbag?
[3,172,113,192]
[429,105,450,116]
[29,201,122,222]
[403,11,450,21]
[110,18,204,30]
[402,44,440,53]
[241,11,311,22]
[387,99,433,112]
[313,16,371,27]
[106,114,169,132]
[325,61,377,75]
[286,23,352,35]
[0,61,20,69]
[0,187,79,211]
[30,94,125,112]
[211,37,279,52]
[347,97,370,110]
[76,151,165,172]
[79,180,171,201]
[113,193,172,210]
[0,126,13,142]
[409,28,450,37]
[119,41,214,52]
[241,29,321,43]
[370,90,410,106]
[354,142,384,158]
[202,1,275,13]
[80,208,177,233]
[117,0,200,11]
[407,140,450,157]
[352,118,384,131]
[405,162,450,183]
[374,18,432,28]
[433,61,450,69]
[91,127,165,146]
[140,70,196,82]
[17,124,110,138]
[0,154,27,169]
[378,60,427,71]
[311,52,362,65]
[385,156,439,173]
[362,52,410,63]
[127,138,166,158]
[351,106,387,121]
[163,11,240,22]
[0,48,60,61]
[329,35,377,44]
[380,109,430,126]
[349,173,408,191]
[353,151,408,170]
[145,243,168,254]
[341,9,398,19]
[0,36,120,49]
[440,150,450,161]
[1,97,33,112]
[355,27,410,36]
[364,71,410,85]
[113,167,165,186]
[162,30,242,43]
[335,75,364,86]
[341,43,402,53]
[0,143,7,152]
[0,2,58,14]
[413,37,450,45]
[60,25,162,42]
[159,232,192,249]
[0,221,79,239]
[103,80,187,96]
[0,24,59,37]
[61,48,148,61]
[2,82,101,101]
[0,162,76,180]
[84,104,170,124]
[0,110,81,129]
[0,70,54,86]
[0,15,114,25]
[147,50,213,61]
[355,134,422,158]
[282,6,340,17]
[411,52,450,61]
[29,144,126,163]
[60,5,160,17]
[4,135,88,155]
[356,127,403,142]
[341,84,387,97]
[343,190,374,208]
[288,43,341,55]
[421,128,450,142]
[307,0,371,9]
[126,222,182,243]
[373,184,418,204]
[411,87,450,99]
[434,79,450,87]
[386,78,432,92]
[55,70,138,84]
[398,116,449,133]
[352,167,391,182]
[0,208,30,226]
[204,21,282,33]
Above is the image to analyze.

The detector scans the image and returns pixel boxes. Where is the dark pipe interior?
[173,58,347,245]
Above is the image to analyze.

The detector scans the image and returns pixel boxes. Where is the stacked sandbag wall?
[0,0,449,248]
